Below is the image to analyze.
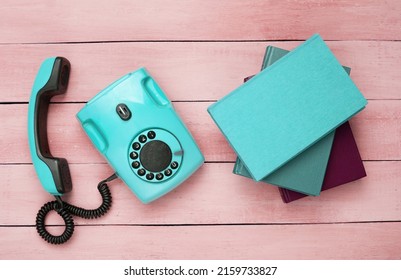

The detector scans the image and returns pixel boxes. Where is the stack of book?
[208,34,367,203]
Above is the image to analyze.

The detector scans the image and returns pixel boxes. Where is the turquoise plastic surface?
[77,68,204,203]
[208,34,367,181]
[28,57,60,195]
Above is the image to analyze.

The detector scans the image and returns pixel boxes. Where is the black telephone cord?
[35,173,117,245]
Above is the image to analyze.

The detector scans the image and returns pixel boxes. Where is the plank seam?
[1,39,401,46]
[2,98,401,105]
[0,160,400,166]
[2,220,401,228]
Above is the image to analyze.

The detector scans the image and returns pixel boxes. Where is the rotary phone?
[28,57,204,244]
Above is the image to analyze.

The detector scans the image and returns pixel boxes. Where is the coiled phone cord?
[35,173,117,245]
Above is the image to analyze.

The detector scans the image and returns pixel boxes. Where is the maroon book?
[279,121,366,202]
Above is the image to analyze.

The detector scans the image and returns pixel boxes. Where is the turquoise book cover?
[207,34,367,182]
[233,46,351,196]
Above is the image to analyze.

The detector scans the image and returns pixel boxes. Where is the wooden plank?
[0,100,399,164]
[1,0,399,263]
[1,161,400,225]
[1,222,400,259]
[1,41,401,103]
[1,1,400,43]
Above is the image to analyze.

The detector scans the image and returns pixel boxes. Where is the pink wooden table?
[1,0,401,260]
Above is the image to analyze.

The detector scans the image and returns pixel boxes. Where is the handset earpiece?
[28,57,72,196]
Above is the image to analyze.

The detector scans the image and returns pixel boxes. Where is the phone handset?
[28,57,116,244]
[28,57,72,195]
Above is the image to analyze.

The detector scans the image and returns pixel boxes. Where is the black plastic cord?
[35,173,117,245]
[35,201,74,245]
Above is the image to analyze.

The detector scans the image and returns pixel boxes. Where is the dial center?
[140,140,172,173]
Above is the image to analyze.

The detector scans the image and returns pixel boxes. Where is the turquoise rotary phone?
[28,57,204,244]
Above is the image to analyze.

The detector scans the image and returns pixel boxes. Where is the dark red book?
[279,121,366,202]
